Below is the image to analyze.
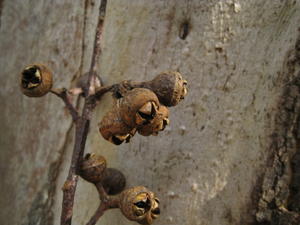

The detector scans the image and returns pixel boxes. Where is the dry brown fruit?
[145,71,187,107]
[79,153,107,184]
[119,88,160,128]
[20,64,53,97]
[138,104,169,136]
[101,168,126,195]
[99,108,136,145]
[119,186,160,225]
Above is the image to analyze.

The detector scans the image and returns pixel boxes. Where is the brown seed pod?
[145,71,187,107]
[99,108,136,145]
[20,64,53,97]
[119,186,160,225]
[138,104,169,136]
[79,153,107,184]
[101,168,126,195]
[119,88,160,128]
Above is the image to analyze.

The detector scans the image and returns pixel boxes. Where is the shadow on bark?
[255,33,300,225]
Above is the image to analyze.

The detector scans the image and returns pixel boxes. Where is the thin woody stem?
[60,1,108,225]
[95,183,109,202]
[50,88,79,122]
[86,0,107,96]
[86,203,106,225]
[86,183,120,225]
[93,80,147,101]
[93,84,114,100]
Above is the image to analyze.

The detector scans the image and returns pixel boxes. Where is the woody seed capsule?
[20,64,53,97]
[119,186,160,225]
[79,153,107,184]
[145,71,187,107]
[99,107,136,145]
[119,88,160,128]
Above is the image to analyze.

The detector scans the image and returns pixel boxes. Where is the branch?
[60,1,108,224]
[93,80,146,101]
[61,118,90,225]
[93,84,114,100]
[86,202,106,225]
[86,0,107,97]
[86,183,119,225]
[50,88,79,122]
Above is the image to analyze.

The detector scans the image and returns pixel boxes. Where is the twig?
[86,0,107,97]
[93,84,114,100]
[86,183,119,225]
[50,88,79,122]
[93,80,146,100]
[86,202,107,225]
[95,182,109,202]
[60,1,108,225]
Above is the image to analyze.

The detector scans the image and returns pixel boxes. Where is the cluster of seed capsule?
[19,64,187,225]
[80,153,160,225]
[99,71,188,145]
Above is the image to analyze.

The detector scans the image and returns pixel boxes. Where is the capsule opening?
[22,66,41,89]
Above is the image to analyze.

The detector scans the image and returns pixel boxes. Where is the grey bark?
[1,0,300,225]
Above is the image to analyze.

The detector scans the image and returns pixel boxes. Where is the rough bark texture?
[1,1,300,225]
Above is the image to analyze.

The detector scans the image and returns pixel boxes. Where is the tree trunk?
[1,0,300,225]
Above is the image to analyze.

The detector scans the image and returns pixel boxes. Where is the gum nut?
[119,88,160,127]
[119,186,160,225]
[79,153,107,184]
[101,168,126,195]
[138,104,169,136]
[20,64,53,97]
[147,71,187,106]
[99,109,136,145]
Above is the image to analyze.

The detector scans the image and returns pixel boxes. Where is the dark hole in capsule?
[152,207,160,215]
[112,136,123,145]
[138,111,154,122]
[162,119,168,130]
[22,66,41,88]
[138,102,156,124]
[85,153,91,159]
[114,91,123,99]
[134,201,148,209]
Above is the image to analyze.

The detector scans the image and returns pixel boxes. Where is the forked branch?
[86,183,119,225]
[50,88,79,122]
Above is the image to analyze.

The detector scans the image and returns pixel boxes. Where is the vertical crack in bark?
[255,35,300,225]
